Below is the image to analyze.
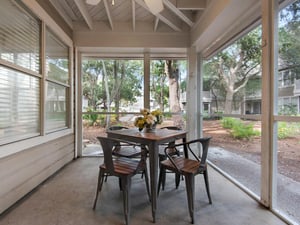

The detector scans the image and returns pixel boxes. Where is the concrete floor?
[0,157,287,225]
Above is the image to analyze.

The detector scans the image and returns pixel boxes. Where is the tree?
[82,59,143,121]
[150,60,168,111]
[165,60,184,127]
[279,0,300,74]
[204,27,262,114]
[82,60,103,111]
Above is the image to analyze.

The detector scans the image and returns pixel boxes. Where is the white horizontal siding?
[0,134,74,214]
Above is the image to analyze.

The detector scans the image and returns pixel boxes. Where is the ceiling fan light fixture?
[144,0,164,15]
[86,0,101,5]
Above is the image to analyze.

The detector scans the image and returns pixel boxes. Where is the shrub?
[221,117,239,129]
[222,117,260,139]
[277,121,300,139]
[231,123,260,140]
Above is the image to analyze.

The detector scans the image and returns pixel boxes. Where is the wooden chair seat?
[100,157,146,175]
[161,157,205,175]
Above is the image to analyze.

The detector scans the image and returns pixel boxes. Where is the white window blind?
[0,66,40,144]
[0,0,40,73]
[0,0,40,145]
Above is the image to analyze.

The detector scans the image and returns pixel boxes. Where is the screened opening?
[203,26,262,197]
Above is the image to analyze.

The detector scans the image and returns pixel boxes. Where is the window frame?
[0,1,74,158]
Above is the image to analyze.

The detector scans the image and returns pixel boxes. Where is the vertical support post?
[144,53,150,109]
[261,0,278,207]
[187,47,198,140]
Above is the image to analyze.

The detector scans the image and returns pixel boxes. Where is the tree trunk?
[224,89,234,114]
[102,60,110,126]
[165,60,184,128]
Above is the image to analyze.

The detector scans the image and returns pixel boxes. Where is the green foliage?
[82,59,143,111]
[221,117,238,129]
[203,26,262,114]
[162,112,172,119]
[83,108,100,126]
[278,103,298,116]
[222,117,260,139]
[231,123,260,140]
[213,111,223,120]
[279,1,300,68]
[277,122,300,139]
[278,122,290,139]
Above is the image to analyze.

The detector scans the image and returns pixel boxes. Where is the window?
[0,0,41,145]
[276,1,300,223]
[150,59,187,128]
[0,0,71,145]
[45,28,70,132]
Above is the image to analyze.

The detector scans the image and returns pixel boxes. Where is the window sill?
[0,129,74,159]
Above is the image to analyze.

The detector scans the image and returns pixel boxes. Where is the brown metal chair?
[108,126,142,158]
[158,126,183,190]
[158,137,212,224]
[93,136,150,225]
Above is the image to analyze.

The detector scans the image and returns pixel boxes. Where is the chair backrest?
[160,126,181,131]
[108,126,129,131]
[107,126,130,151]
[160,126,182,155]
[186,137,211,166]
[98,136,147,173]
[97,136,119,173]
[164,137,212,170]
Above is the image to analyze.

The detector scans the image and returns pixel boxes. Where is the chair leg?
[175,173,181,189]
[159,155,166,190]
[121,177,132,225]
[203,170,212,204]
[162,169,166,190]
[143,167,151,202]
[157,166,165,196]
[184,174,195,224]
[93,169,105,210]
[119,178,122,191]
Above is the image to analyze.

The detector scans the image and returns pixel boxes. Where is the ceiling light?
[144,0,164,15]
[86,0,101,5]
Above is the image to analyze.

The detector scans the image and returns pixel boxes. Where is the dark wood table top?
[106,128,187,143]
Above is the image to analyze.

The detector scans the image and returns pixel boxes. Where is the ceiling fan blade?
[144,0,164,15]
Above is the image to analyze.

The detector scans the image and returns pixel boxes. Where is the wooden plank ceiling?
[49,0,206,32]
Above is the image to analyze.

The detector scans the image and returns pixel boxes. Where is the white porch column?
[261,0,277,207]
[186,47,199,140]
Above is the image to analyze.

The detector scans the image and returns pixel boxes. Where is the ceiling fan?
[86,0,164,15]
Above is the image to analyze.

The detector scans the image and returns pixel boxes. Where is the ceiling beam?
[103,0,114,30]
[131,0,136,31]
[135,0,181,32]
[154,17,159,31]
[162,0,194,27]
[49,0,73,28]
[176,0,206,10]
[74,0,94,30]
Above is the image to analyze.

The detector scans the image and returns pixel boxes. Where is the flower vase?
[145,124,156,133]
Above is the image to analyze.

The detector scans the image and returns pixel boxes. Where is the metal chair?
[108,126,142,158]
[158,126,183,190]
[93,136,150,225]
[158,137,212,224]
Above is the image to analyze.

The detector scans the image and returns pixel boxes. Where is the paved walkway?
[209,146,300,224]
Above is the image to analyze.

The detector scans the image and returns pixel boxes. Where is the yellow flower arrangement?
[134,108,163,131]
